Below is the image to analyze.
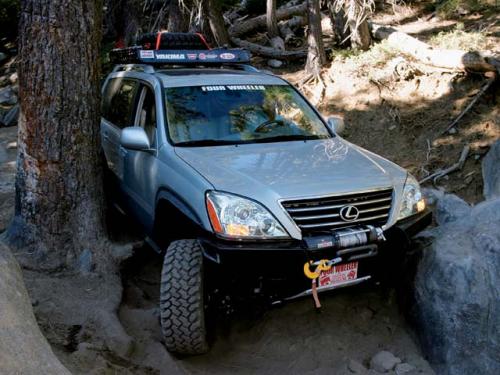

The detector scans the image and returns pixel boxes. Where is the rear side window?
[102,78,138,129]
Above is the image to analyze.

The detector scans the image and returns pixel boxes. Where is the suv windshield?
[165,84,331,146]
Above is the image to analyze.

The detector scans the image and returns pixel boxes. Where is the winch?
[303,225,386,251]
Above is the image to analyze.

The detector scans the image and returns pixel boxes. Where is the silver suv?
[101,33,431,355]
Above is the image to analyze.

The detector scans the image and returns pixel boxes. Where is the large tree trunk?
[167,0,189,32]
[208,0,229,47]
[0,242,70,373]
[327,2,349,47]
[305,0,326,76]
[371,24,500,73]
[266,0,279,38]
[229,2,307,38]
[6,0,106,269]
[346,0,372,50]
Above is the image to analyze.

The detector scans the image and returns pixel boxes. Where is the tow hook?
[303,257,342,309]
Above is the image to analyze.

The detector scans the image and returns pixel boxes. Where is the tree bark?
[6,0,106,269]
[278,16,306,46]
[266,0,279,38]
[346,0,372,50]
[371,24,500,73]
[0,242,71,373]
[208,0,230,47]
[305,0,327,76]
[167,0,189,32]
[229,2,307,38]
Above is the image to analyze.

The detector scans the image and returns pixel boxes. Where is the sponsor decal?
[205,53,218,59]
[317,240,333,249]
[155,53,186,60]
[198,53,207,60]
[226,85,265,91]
[201,86,226,91]
[201,85,266,92]
[220,52,236,60]
[186,53,197,60]
[139,50,155,59]
[319,261,358,287]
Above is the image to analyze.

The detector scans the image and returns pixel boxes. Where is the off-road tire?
[160,239,209,355]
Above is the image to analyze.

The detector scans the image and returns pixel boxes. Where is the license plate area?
[318,261,358,287]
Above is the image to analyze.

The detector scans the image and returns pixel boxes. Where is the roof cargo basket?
[109,32,251,66]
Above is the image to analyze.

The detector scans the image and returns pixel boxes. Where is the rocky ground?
[1,2,499,374]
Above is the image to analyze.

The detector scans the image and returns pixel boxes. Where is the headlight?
[398,174,426,220]
[206,191,289,239]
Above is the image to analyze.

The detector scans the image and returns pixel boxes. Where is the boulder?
[0,241,71,374]
[434,193,471,226]
[1,104,19,127]
[0,86,17,105]
[370,351,402,372]
[482,140,500,200]
[268,59,284,68]
[413,198,500,375]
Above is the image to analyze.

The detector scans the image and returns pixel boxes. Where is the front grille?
[281,188,393,234]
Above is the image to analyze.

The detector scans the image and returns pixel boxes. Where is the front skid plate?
[275,275,372,304]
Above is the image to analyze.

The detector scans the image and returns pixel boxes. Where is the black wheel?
[160,239,209,355]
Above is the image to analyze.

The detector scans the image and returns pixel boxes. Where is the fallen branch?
[441,76,496,134]
[228,2,307,38]
[231,37,307,59]
[420,145,470,185]
[371,24,500,74]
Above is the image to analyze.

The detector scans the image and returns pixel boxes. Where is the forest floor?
[0,2,499,375]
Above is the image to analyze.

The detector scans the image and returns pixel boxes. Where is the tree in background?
[305,0,326,76]
[6,0,106,270]
[332,0,373,50]
[208,0,230,46]
[266,0,279,38]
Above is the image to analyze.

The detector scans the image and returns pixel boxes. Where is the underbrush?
[333,40,399,67]
[429,23,490,50]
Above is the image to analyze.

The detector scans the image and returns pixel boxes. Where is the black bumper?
[199,209,432,300]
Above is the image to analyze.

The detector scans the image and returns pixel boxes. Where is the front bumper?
[200,209,432,300]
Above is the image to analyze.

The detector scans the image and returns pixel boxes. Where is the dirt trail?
[118,249,434,375]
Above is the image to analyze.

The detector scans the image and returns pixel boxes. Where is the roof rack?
[109,32,252,67]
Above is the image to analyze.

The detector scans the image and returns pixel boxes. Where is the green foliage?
[433,0,485,18]
[333,40,399,67]
[0,0,19,42]
[429,23,489,51]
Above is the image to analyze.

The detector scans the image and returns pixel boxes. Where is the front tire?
[160,240,209,355]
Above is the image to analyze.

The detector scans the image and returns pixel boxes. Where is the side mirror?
[326,116,345,135]
[120,127,151,151]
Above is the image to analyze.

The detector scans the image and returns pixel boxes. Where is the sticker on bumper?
[319,261,358,287]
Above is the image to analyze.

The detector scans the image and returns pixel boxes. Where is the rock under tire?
[160,239,209,355]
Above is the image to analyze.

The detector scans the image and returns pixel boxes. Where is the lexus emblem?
[339,205,360,222]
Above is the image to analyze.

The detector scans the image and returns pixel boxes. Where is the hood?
[175,138,407,200]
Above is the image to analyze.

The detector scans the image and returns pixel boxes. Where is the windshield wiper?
[174,139,239,147]
[251,134,327,144]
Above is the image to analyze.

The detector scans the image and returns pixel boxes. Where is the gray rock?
[422,188,444,206]
[8,72,18,85]
[482,140,500,200]
[267,59,283,68]
[395,363,415,375]
[2,104,19,127]
[370,351,401,373]
[0,86,17,105]
[348,359,368,374]
[434,193,471,226]
[413,197,500,375]
[77,249,93,274]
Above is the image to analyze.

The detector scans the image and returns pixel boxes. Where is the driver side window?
[135,85,157,146]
